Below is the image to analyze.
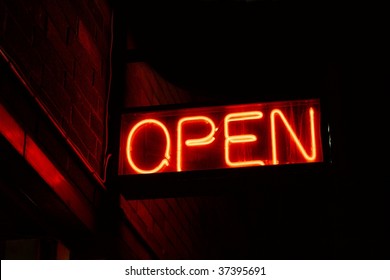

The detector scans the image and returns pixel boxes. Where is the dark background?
[119,1,387,97]
[113,0,390,259]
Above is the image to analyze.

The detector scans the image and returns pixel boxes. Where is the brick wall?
[0,0,112,177]
[124,62,193,107]
[122,194,240,259]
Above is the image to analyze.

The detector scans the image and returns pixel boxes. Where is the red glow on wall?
[0,104,94,229]
[119,99,324,175]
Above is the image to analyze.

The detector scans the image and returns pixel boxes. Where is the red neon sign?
[119,99,324,175]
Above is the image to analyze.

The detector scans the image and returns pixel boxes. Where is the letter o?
[126,119,171,174]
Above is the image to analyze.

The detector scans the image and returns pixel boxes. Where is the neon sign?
[118,99,324,175]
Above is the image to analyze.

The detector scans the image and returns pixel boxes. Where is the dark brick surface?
[3,0,34,44]
[46,18,75,75]
[54,1,78,32]
[2,0,219,259]
[90,112,104,141]
[0,0,114,177]
[71,107,97,153]
[64,76,91,122]
[78,19,101,70]
[43,0,70,43]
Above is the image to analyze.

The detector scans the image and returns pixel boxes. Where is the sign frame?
[114,96,333,199]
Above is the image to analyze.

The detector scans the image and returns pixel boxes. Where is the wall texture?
[1,0,112,178]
